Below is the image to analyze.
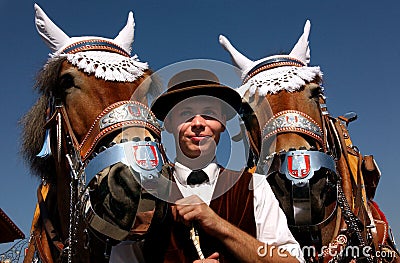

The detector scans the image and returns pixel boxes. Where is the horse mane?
[20,57,65,179]
[20,56,161,179]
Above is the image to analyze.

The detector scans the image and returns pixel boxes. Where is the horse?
[220,20,400,262]
[21,5,170,263]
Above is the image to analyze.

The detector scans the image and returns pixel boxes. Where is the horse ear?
[289,20,311,65]
[219,35,253,73]
[34,3,70,53]
[114,11,135,55]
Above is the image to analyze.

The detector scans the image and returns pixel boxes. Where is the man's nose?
[191,114,206,127]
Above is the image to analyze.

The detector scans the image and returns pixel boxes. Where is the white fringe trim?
[236,66,322,97]
[48,51,148,82]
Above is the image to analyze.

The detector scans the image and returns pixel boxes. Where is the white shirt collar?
[174,159,219,186]
[173,159,219,205]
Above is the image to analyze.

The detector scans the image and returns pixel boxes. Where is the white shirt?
[174,160,304,262]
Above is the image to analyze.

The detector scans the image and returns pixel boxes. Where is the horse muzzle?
[262,149,338,227]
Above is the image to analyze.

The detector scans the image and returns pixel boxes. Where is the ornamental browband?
[100,102,160,131]
[78,101,162,161]
[263,110,323,146]
[61,39,131,57]
[243,57,306,84]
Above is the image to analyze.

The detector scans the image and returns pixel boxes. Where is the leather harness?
[244,57,399,262]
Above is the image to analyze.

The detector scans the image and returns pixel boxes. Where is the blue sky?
[1,0,399,252]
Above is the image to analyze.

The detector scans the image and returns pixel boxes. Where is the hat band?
[243,57,305,84]
[61,39,130,57]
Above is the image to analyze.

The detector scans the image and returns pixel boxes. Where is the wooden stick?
[190,225,205,260]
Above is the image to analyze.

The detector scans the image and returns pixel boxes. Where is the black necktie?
[187,170,209,185]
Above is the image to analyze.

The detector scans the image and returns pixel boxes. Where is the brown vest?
[162,169,256,263]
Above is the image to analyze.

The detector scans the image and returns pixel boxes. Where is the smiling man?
[150,69,303,263]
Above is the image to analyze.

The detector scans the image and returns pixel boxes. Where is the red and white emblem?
[285,114,299,125]
[128,104,142,117]
[133,144,159,170]
[287,154,311,178]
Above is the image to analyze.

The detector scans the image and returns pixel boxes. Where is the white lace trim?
[59,51,148,82]
[236,66,322,97]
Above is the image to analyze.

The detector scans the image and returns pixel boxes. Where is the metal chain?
[335,181,373,263]
[67,177,75,263]
[66,148,86,263]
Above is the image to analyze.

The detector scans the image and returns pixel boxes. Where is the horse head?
[21,5,169,262]
[220,21,344,254]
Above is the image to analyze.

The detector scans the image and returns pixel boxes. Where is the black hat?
[151,69,242,121]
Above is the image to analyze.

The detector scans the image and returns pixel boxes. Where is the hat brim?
[151,83,242,121]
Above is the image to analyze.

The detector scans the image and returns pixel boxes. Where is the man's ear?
[221,114,226,132]
[163,115,173,133]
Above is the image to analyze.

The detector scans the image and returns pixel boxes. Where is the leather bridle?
[37,98,171,262]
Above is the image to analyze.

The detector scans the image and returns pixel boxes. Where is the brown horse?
[220,21,399,262]
[21,5,170,263]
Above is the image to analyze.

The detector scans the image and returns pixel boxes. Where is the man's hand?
[172,195,220,234]
[193,252,220,263]
[172,195,299,262]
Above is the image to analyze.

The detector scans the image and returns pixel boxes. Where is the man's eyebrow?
[178,106,194,111]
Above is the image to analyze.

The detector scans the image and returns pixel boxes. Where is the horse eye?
[310,86,322,99]
[59,74,76,91]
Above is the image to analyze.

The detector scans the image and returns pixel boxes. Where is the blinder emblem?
[287,154,311,179]
[133,144,159,170]
[280,150,337,184]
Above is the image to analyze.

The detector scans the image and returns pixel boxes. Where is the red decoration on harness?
[133,145,159,170]
[128,104,142,117]
[287,154,311,178]
[286,114,299,125]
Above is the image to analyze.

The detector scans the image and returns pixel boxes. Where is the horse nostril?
[120,138,128,143]
[299,146,307,150]
[289,147,296,151]
[132,137,140,142]
[144,137,151,141]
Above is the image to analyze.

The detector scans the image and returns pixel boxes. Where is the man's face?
[165,96,226,160]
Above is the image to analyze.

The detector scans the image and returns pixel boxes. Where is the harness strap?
[289,201,338,233]
[291,182,312,225]
[84,197,131,241]
[334,119,381,251]
[24,184,55,263]
[37,186,65,252]
[319,95,341,158]
[42,103,81,169]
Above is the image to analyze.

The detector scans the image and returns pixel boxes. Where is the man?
[151,69,303,263]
